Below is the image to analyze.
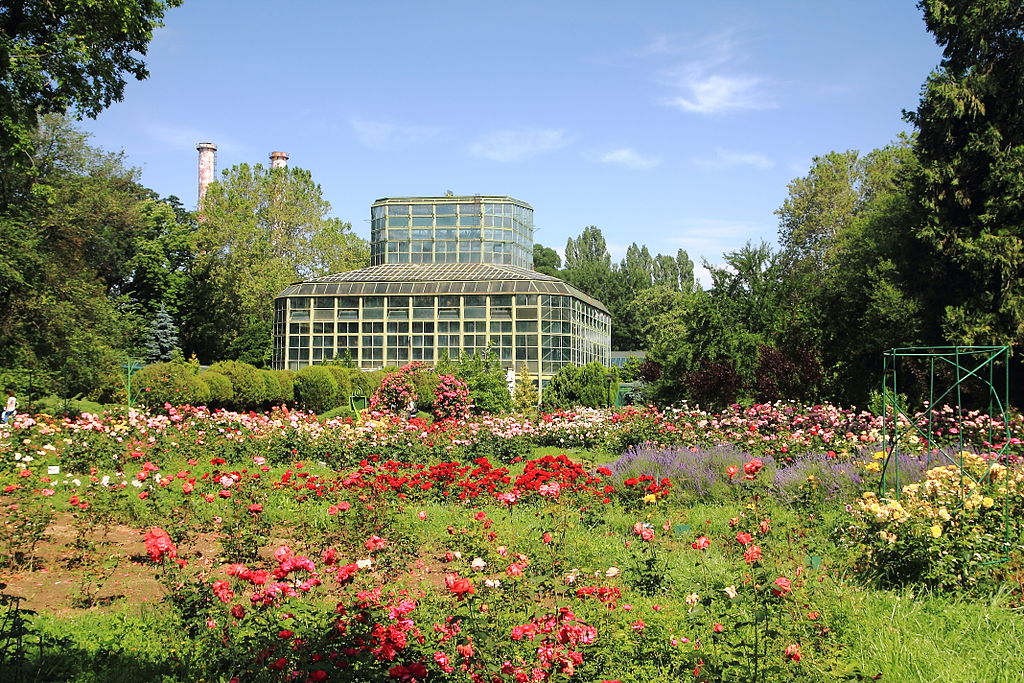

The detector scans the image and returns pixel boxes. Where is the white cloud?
[599,148,661,169]
[351,119,442,149]
[469,128,568,162]
[692,147,774,169]
[664,73,773,115]
[655,31,775,115]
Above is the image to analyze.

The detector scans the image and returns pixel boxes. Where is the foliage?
[433,374,471,421]
[512,363,540,415]
[184,162,368,363]
[133,362,209,411]
[0,0,182,199]
[142,306,179,363]
[907,0,1024,379]
[198,370,233,408]
[847,451,1022,591]
[207,360,267,411]
[445,349,512,414]
[0,116,193,401]
[543,362,613,410]
[293,366,338,414]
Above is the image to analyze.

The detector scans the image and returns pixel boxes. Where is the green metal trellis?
[879,345,1013,563]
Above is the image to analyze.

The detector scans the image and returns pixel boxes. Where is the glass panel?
[388,228,410,239]
[412,217,433,227]
[387,205,409,215]
[515,307,537,319]
[458,203,479,215]
[435,204,456,215]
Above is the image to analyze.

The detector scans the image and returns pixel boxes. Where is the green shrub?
[325,366,354,409]
[542,361,613,409]
[318,405,358,421]
[31,395,107,418]
[260,370,287,407]
[199,371,233,407]
[274,369,295,403]
[411,368,439,412]
[132,362,209,410]
[294,366,338,414]
[207,361,267,411]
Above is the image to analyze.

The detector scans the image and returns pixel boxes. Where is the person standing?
[1,390,16,424]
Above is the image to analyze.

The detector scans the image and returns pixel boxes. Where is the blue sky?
[81,1,942,283]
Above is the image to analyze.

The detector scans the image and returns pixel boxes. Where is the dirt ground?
[1,514,219,616]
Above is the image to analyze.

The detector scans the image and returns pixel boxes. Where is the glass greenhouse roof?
[277,263,609,313]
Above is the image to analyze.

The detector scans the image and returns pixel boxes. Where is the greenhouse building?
[273,195,611,388]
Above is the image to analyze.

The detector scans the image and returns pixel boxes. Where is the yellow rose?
[982,496,994,508]
[929,525,942,538]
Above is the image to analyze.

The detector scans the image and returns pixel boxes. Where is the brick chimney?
[269,151,289,169]
[197,142,217,206]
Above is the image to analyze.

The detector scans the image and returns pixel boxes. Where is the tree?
[532,243,561,276]
[0,116,189,400]
[142,306,179,363]
[906,0,1024,361]
[185,163,369,364]
[564,226,610,270]
[512,363,539,414]
[0,0,182,203]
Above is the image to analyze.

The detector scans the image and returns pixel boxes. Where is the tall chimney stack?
[197,142,217,206]
[269,151,289,169]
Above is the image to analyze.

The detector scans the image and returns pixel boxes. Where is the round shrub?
[294,365,338,414]
[325,366,354,410]
[198,370,233,408]
[411,368,439,412]
[207,360,268,411]
[274,369,295,403]
[356,370,385,398]
[260,370,286,407]
[370,363,422,414]
[132,362,209,410]
[434,374,470,421]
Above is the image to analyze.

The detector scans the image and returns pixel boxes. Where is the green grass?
[838,588,1024,682]
[530,444,618,464]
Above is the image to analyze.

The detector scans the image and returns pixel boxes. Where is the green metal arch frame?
[879,345,1013,564]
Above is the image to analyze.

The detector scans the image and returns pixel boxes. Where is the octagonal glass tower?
[273,196,610,386]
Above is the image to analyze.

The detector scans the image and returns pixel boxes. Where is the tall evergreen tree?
[142,306,179,363]
[907,0,1024,353]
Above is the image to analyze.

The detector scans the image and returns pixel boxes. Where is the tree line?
[541,1,1024,409]
[2,0,1022,411]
